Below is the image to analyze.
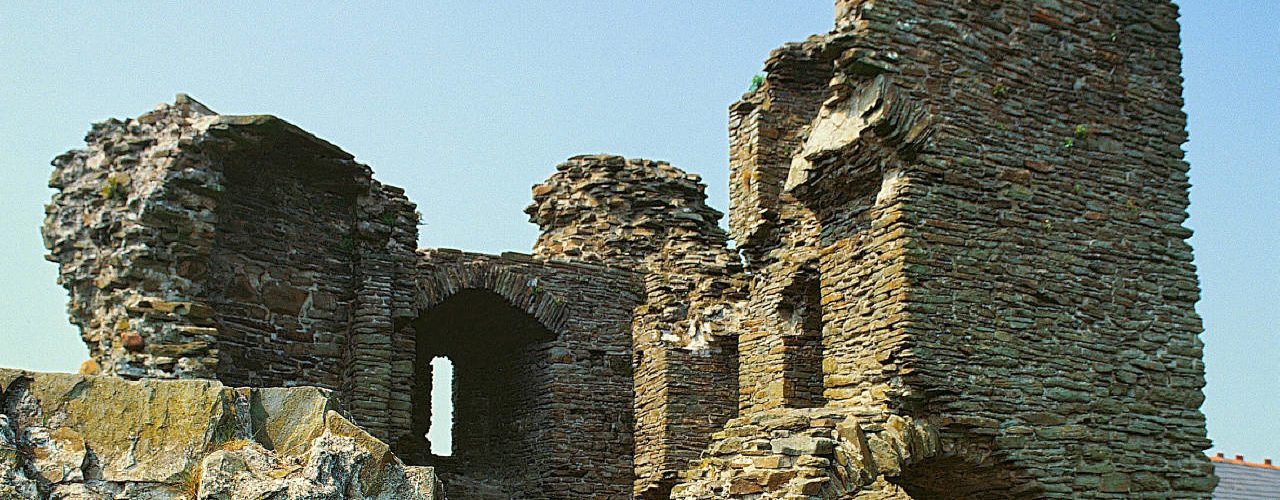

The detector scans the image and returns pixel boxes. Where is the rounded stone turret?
[525,155,727,267]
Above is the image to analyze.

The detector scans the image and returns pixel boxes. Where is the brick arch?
[413,263,571,336]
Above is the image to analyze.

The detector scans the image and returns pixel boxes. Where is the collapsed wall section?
[728,37,832,259]
[811,0,1211,496]
[527,155,727,267]
[728,39,840,417]
[44,96,227,379]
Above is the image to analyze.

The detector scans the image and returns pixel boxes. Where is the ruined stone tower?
[41,1,1213,498]
[672,0,1213,497]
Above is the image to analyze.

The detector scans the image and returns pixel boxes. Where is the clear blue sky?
[0,2,1275,461]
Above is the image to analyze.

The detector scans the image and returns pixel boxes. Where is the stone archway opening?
[408,288,557,483]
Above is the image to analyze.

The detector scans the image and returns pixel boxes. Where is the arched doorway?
[406,288,557,490]
[388,254,640,498]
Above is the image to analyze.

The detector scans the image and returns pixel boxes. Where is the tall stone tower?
[675,0,1214,497]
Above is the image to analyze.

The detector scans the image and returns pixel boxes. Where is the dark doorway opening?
[408,289,556,481]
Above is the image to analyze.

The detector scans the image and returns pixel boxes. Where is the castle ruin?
[39,1,1214,498]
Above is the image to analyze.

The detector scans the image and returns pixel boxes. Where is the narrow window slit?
[429,356,454,456]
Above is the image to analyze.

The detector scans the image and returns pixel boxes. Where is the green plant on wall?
[100,173,129,201]
[748,74,766,93]
[1063,125,1092,150]
[992,83,1007,98]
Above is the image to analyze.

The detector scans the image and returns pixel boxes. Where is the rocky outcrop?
[0,369,443,499]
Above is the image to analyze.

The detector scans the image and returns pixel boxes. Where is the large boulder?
[0,369,444,499]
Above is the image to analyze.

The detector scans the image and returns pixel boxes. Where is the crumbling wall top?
[42,95,405,381]
[526,155,727,267]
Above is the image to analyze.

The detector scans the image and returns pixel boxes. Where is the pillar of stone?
[527,155,747,497]
[346,183,421,441]
[44,96,225,379]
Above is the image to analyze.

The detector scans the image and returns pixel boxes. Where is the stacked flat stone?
[42,95,424,442]
[527,155,726,267]
[401,249,641,499]
[525,154,750,497]
[671,408,938,499]
[630,233,746,498]
[728,36,831,262]
[43,95,224,379]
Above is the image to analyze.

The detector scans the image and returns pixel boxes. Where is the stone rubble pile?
[672,409,938,499]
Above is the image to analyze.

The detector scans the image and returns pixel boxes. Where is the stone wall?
[830,0,1209,496]
[728,36,831,260]
[205,121,359,390]
[336,180,420,441]
[43,105,656,499]
[43,96,224,380]
[628,238,744,498]
[528,155,727,267]
[0,368,442,499]
[728,37,833,418]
